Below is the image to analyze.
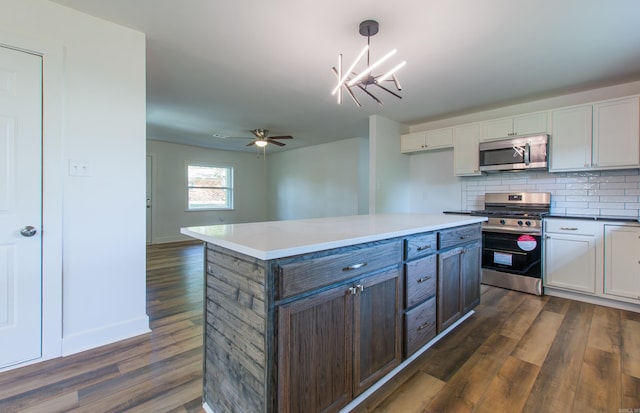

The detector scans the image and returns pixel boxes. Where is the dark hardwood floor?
[0,241,206,413]
[1,241,639,412]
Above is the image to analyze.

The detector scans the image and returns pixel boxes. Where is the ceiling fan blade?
[246,140,256,147]
[269,135,293,140]
[267,139,286,147]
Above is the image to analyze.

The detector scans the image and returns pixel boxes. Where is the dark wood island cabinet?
[182,215,485,413]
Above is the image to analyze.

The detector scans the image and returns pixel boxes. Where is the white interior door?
[0,46,43,368]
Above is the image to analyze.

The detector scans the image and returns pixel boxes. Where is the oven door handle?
[484,247,527,256]
[482,225,541,235]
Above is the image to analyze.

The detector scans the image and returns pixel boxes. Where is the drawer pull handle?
[459,235,468,240]
[560,227,578,231]
[343,262,367,271]
[417,322,432,331]
[417,245,432,251]
[416,276,431,283]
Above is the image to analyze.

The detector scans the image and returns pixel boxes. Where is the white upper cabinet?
[549,104,593,171]
[550,96,640,172]
[482,112,548,141]
[401,128,453,153]
[453,123,481,176]
[593,96,640,169]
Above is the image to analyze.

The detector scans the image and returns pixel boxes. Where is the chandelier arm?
[344,84,362,107]
[333,67,361,106]
[355,84,383,106]
[392,74,402,91]
[373,82,402,99]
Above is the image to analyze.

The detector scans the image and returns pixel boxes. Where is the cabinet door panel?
[353,268,401,395]
[550,105,592,171]
[462,241,482,313]
[424,128,453,149]
[400,131,426,153]
[278,285,352,413]
[453,123,481,176]
[593,96,640,168]
[604,225,640,300]
[513,112,548,136]
[544,234,596,294]
[438,247,463,332]
[483,117,512,141]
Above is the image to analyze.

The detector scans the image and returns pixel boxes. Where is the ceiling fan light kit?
[332,20,406,106]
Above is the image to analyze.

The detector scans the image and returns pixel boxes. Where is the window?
[186,163,233,210]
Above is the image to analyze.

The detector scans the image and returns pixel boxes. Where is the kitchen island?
[181,214,486,413]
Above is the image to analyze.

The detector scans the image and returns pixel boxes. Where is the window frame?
[185,162,234,211]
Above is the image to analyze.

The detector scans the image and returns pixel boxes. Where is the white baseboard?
[544,288,640,313]
[62,315,150,356]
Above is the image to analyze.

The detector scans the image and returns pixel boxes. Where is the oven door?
[482,230,541,278]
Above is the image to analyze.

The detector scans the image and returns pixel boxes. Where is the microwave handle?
[524,142,530,165]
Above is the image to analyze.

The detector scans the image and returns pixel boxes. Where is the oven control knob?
[517,220,523,226]
[499,219,506,225]
[525,221,532,226]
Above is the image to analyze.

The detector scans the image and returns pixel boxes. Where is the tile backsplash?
[462,169,640,218]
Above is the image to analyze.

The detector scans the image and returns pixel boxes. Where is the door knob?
[20,226,37,237]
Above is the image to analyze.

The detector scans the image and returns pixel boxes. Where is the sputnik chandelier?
[332,20,406,106]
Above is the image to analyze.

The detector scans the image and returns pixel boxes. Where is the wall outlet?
[69,159,92,177]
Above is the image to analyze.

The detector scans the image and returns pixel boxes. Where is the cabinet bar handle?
[417,322,432,331]
[559,227,578,231]
[343,262,367,271]
[416,245,432,251]
[348,286,357,295]
[416,276,431,283]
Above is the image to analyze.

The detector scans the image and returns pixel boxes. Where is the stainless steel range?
[472,192,551,296]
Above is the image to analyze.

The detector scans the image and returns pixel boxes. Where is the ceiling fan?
[245,129,293,147]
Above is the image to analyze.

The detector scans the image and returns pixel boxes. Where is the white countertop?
[180,214,486,260]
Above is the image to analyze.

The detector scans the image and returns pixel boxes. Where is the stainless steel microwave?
[479,134,549,173]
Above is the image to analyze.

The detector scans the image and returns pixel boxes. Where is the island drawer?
[404,296,436,357]
[277,239,402,299]
[439,223,481,250]
[404,232,437,260]
[405,255,436,308]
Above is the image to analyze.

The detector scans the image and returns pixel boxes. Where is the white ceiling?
[51,0,640,153]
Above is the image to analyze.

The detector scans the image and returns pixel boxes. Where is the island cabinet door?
[437,247,464,332]
[461,240,482,314]
[277,284,353,413]
[352,268,402,396]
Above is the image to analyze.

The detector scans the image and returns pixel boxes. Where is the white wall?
[369,115,410,213]
[267,137,368,221]
[409,149,463,213]
[147,140,269,242]
[1,0,148,358]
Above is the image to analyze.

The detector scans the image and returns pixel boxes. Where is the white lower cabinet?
[544,219,640,309]
[604,225,640,301]
[544,220,598,294]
